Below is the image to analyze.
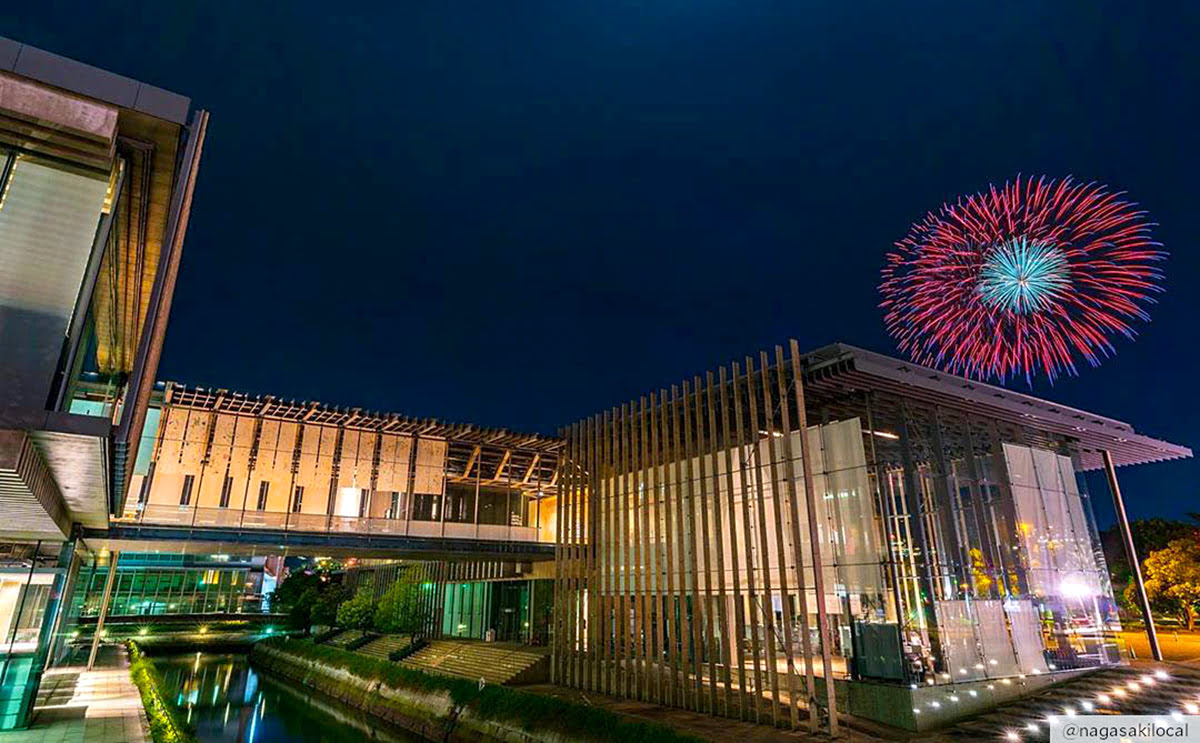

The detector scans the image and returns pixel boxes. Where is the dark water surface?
[154,651,421,743]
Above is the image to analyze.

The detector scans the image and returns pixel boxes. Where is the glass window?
[291,486,304,513]
[444,483,475,523]
[411,493,440,522]
[179,475,195,506]
[256,481,269,511]
[219,476,233,508]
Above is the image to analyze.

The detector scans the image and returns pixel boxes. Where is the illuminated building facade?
[552,342,1189,732]
[0,36,205,729]
[119,383,561,552]
[0,32,1191,739]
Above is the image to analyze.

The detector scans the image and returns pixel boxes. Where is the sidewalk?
[5,645,150,743]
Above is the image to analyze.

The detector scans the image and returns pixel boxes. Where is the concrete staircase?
[323,629,366,648]
[357,634,412,660]
[399,640,549,686]
[933,664,1200,741]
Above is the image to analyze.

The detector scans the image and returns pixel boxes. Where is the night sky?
[7,2,1198,524]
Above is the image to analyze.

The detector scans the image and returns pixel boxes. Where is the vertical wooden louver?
[553,341,838,734]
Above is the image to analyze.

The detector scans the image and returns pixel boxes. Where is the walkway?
[6,645,149,743]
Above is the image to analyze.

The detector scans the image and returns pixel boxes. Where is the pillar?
[1101,450,1161,662]
[87,550,119,671]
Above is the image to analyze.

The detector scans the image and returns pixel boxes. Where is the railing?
[121,504,541,543]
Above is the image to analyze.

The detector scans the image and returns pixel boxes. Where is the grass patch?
[127,641,196,743]
[256,637,701,743]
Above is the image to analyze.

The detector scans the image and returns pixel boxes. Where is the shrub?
[345,632,377,651]
[127,641,196,743]
[388,637,426,662]
[311,627,342,644]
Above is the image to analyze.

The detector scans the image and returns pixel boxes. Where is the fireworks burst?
[880,176,1165,383]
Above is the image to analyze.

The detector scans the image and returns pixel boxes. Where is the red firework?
[879,176,1165,382]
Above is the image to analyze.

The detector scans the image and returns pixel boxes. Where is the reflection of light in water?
[243,667,259,704]
[248,697,258,743]
[223,702,230,726]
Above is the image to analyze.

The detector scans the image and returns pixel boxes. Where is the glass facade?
[73,554,266,618]
[552,346,1145,731]
[0,546,75,731]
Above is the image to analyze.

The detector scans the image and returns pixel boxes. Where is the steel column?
[1102,449,1161,662]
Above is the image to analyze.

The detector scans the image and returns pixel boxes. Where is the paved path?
[521,683,887,742]
[6,645,149,743]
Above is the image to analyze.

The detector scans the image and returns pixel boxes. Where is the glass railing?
[121,505,540,543]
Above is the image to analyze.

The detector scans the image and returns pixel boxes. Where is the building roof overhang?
[801,343,1192,471]
[163,383,566,455]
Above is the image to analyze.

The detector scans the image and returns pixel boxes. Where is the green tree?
[1102,518,1200,615]
[374,572,423,634]
[313,585,348,626]
[1141,538,1200,630]
[337,588,377,630]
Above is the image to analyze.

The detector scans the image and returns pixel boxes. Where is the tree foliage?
[1141,537,1200,630]
[270,568,347,629]
[374,570,424,634]
[1102,518,1200,615]
[337,587,377,630]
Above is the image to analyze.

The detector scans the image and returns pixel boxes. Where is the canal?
[154,650,420,742]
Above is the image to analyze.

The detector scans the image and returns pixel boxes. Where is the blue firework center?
[978,237,1072,315]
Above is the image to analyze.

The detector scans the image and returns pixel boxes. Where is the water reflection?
[155,652,418,743]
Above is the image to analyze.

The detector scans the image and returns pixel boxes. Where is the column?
[87,551,120,671]
[1101,450,1161,661]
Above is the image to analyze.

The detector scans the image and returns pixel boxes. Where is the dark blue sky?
[8,1,1198,524]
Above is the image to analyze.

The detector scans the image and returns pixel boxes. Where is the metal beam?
[87,550,119,670]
